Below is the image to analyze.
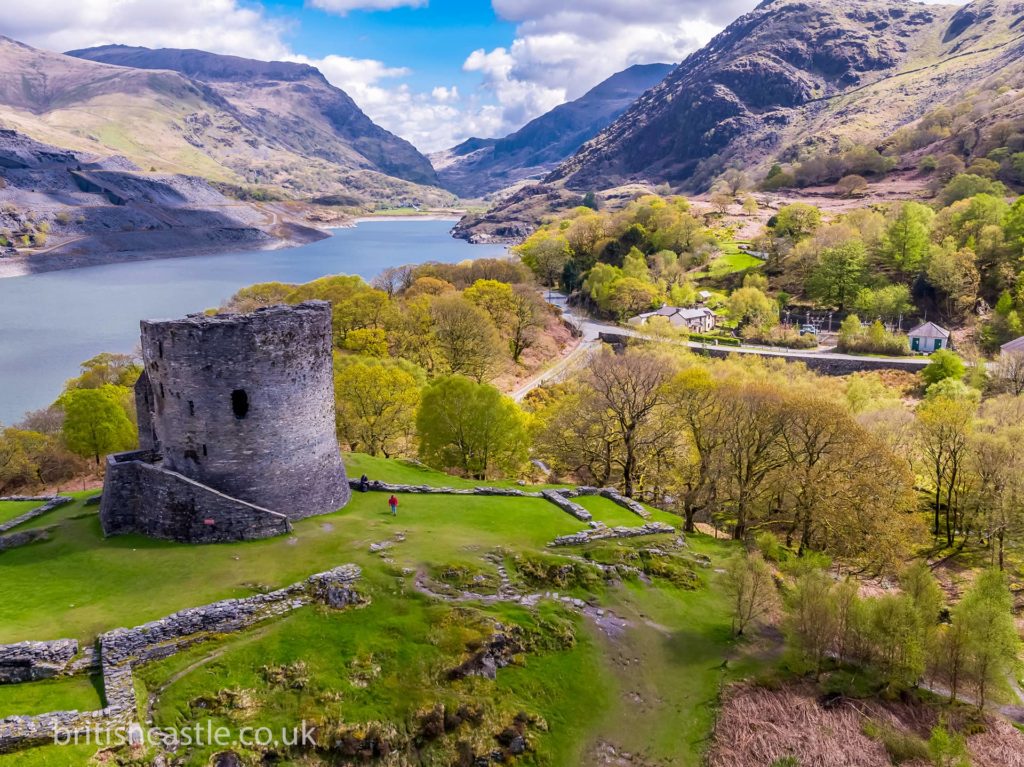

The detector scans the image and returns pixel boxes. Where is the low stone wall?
[0,527,49,553]
[549,521,676,547]
[348,479,542,498]
[100,452,291,543]
[0,565,362,754]
[540,489,594,523]
[0,640,78,684]
[559,487,651,520]
[0,496,73,534]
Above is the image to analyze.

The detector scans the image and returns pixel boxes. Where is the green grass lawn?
[574,495,648,528]
[0,500,43,527]
[692,242,764,280]
[0,675,103,718]
[0,454,753,767]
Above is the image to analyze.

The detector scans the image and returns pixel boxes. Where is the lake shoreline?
[0,229,331,281]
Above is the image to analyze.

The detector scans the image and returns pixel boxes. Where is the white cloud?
[306,0,427,15]
[0,0,291,59]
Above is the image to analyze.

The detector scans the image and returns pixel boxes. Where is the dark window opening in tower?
[188,401,195,416]
[231,389,249,419]
[158,341,163,358]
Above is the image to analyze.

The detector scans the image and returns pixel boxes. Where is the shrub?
[921,349,966,386]
[862,720,930,764]
[837,317,910,356]
[836,174,868,197]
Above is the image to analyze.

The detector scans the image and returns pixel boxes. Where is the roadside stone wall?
[100,452,291,543]
[0,496,72,534]
[549,521,676,547]
[0,640,78,684]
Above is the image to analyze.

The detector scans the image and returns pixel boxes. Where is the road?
[511,291,929,401]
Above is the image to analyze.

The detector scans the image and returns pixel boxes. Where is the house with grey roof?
[907,322,950,354]
[630,305,717,333]
[1001,336,1024,355]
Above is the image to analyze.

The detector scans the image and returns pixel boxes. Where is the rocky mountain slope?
[0,36,447,206]
[431,64,672,198]
[0,127,324,276]
[69,45,438,190]
[549,0,1024,191]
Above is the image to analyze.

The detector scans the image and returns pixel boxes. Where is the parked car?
[799,325,818,336]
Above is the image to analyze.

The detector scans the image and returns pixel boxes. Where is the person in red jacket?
[388,494,399,516]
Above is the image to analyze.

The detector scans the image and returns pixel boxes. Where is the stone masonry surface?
[0,496,73,534]
[101,301,350,542]
[0,565,362,754]
[0,641,78,684]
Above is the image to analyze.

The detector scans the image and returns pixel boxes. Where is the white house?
[908,322,950,354]
[631,305,717,333]
[1001,336,1024,355]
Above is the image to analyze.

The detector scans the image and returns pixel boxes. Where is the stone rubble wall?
[0,565,361,754]
[0,496,73,534]
[549,521,676,547]
[100,452,291,544]
[0,640,79,684]
[348,479,543,498]
[540,489,594,523]
[0,527,49,553]
[556,487,651,520]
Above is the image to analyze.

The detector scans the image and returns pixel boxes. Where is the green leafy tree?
[882,202,934,274]
[58,385,137,465]
[516,229,571,286]
[957,569,1021,708]
[939,174,1009,206]
[807,240,867,309]
[335,359,422,457]
[773,203,822,241]
[416,376,529,479]
[921,349,966,386]
[429,295,501,382]
[607,277,662,320]
[725,552,776,636]
[785,569,839,676]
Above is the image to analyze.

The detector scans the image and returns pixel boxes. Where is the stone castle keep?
[100,301,349,543]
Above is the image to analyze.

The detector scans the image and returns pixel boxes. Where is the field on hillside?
[0,455,755,767]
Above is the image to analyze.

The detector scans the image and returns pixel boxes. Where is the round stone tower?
[138,300,349,519]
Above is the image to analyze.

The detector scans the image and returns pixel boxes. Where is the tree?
[429,295,501,382]
[416,376,529,479]
[585,350,674,498]
[58,385,137,465]
[836,174,868,197]
[853,284,912,325]
[506,285,546,363]
[956,569,1020,708]
[939,174,1009,206]
[992,351,1024,396]
[926,241,979,319]
[67,352,142,390]
[728,286,778,331]
[900,561,943,640]
[725,552,776,636]
[916,395,975,544]
[222,281,296,312]
[882,202,934,274]
[372,265,414,297]
[807,240,867,310]
[773,203,822,241]
[335,359,421,457]
[606,277,662,320]
[868,595,925,689]
[921,349,966,386]
[516,229,571,286]
[785,569,838,676]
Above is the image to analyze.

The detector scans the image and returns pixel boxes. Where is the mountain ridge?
[430,63,673,198]
[548,0,1024,192]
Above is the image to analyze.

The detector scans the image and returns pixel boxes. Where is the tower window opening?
[231,389,249,419]
[188,400,195,416]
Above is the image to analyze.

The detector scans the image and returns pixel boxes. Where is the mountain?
[68,45,438,191]
[430,63,673,198]
[0,36,445,206]
[549,0,1024,191]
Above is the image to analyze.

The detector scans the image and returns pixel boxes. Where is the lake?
[0,219,508,425]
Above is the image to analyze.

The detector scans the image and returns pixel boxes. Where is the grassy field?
[693,242,764,280]
[0,454,751,766]
[0,500,43,527]
[0,675,103,718]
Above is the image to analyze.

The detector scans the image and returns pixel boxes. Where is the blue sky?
[0,0,966,153]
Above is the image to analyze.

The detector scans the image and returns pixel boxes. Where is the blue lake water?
[0,219,507,424]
